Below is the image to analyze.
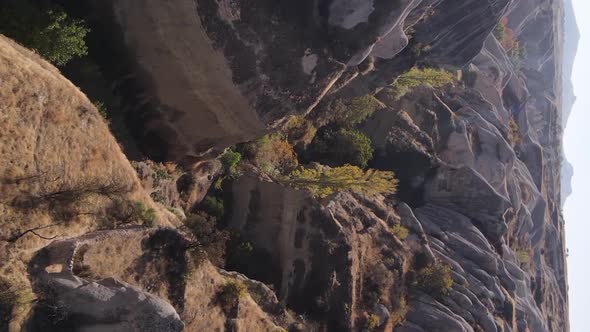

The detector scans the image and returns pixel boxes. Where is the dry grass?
[0,35,175,330]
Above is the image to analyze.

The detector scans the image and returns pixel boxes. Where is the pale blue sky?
[564,1,589,331]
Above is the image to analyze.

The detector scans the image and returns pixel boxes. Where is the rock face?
[81,0,510,162]
[27,230,185,332]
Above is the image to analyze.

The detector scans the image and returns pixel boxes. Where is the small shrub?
[416,262,453,297]
[308,128,374,168]
[202,196,225,220]
[362,313,381,331]
[516,249,530,264]
[220,149,242,175]
[133,202,156,227]
[391,223,409,240]
[217,281,247,310]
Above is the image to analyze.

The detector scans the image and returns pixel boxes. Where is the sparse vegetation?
[93,101,109,122]
[184,212,229,267]
[132,201,156,227]
[201,196,225,221]
[494,18,523,69]
[0,2,90,66]
[0,282,35,328]
[508,116,522,147]
[391,223,409,240]
[360,313,381,331]
[416,262,453,297]
[216,281,248,310]
[283,165,398,198]
[308,128,374,168]
[391,296,409,327]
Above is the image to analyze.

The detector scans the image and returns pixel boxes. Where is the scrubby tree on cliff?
[0,2,89,66]
[283,165,398,198]
[386,67,455,100]
[393,67,455,90]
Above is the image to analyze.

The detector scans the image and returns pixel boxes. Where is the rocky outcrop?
[25,227,298,332]
[27,230,184,332]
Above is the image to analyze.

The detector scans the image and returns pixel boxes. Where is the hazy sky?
[564,1,589,331]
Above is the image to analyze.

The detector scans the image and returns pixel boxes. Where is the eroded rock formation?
[0,0,570,331]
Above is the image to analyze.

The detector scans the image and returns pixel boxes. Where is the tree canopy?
[308,128,374,168]
[283,165,398,198]
[0,2,89,66]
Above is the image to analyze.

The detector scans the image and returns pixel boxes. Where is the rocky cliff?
[0,0,569,331]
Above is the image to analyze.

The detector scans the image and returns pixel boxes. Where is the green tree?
[201,196,225,220]
[283,165,398,198]
[220,149,242,175]
[0,2,89,66]
[309,128,374,168]
[334,96,380,127]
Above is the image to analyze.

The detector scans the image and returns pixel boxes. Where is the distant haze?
[563,1,589,331]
